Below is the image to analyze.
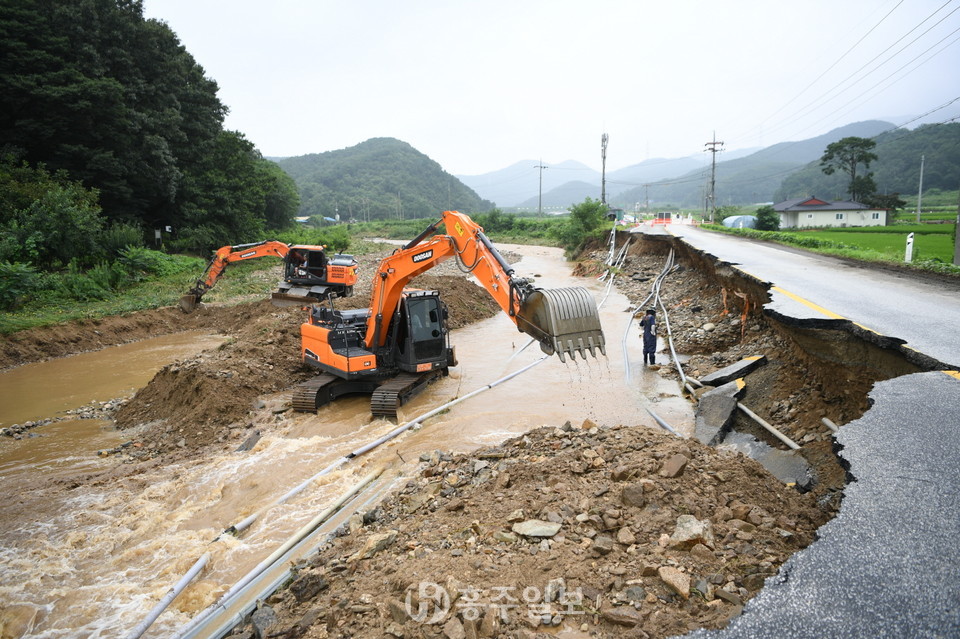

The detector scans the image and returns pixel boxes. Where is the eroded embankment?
[605,230,930,501]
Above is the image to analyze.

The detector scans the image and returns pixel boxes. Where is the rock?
[620,483,647,508]
[387,598,408,624]
[641,564,659,577]
[512,520,562,538]
[443,617,466,639]
[703,322,716,332]
[289,571,328,603]
[616,527,636,546]
[715,588,743,606]
[385,621,406,637]
[348,530,398,562]
[544,577,565,603]
[730,502,753,520]
[251,601,278,639]
[669,515,715,549]
[580,418,598,430]
[659,454,689,478]
[658,566,690,599]
[690,543,716,563]
[611,466,633,481]
[601,605,644,626]
[478,605,500,637]
[623,585,646,602]
[591,535,615,555]
[493,530,518,544]
[507,509,525,522]
[235,429,261,452]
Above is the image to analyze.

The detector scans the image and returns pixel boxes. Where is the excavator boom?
[364,211,605,361]
[179,240,357,312]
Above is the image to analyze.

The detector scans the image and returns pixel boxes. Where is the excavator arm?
[365,211,605,361]
[179,241,292,312]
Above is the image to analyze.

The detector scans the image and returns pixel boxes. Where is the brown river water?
[0,244,693,638]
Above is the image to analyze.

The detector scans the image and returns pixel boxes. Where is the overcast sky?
[143,0,960,175]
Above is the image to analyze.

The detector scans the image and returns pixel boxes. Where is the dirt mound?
[112,275,502,457]
[236,421,828,639]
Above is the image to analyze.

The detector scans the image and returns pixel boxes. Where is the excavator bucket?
[178,294,199,313]
[516,287,606,362]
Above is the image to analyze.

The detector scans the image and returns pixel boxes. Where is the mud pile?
[112,272,502,456]
[230,420,828,639]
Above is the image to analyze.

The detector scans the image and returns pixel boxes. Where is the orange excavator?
[178,241,359,312]
[291,210,606,419]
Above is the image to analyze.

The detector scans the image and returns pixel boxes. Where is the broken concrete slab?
[717,432,813,489]
[699,356,767,387]
[694,379,744,445]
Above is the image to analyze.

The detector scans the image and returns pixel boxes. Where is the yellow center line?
[770,286,846,320]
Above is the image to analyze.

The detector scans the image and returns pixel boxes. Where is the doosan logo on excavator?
[412,250,433,263]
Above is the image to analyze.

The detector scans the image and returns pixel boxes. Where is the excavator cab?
[272,247,358,306]
[394,291,456,373]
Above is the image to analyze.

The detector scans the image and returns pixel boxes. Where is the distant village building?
[774,197,887,229]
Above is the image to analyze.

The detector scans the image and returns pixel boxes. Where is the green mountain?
[612,121,894,207]
[776,122,960,201]
[277,138,493,221]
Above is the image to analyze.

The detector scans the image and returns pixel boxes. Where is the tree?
[554,198,607,252]
[755,205,780,231]
[0,157,106,268]
[862,192,906,212]
[820,137,878,202]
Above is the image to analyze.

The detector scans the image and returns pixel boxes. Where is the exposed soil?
[242,422,828,639]
[2,234,919,639]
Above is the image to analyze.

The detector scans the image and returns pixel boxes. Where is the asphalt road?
[639,224,960,638]
[663,224,960,369]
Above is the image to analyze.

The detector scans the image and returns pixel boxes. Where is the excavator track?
[370,370,445,420]
[291,374,338,412]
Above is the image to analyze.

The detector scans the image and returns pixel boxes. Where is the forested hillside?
[0,0,299,260]
[776,123,960,201]
[612,121,893,208]
[277,138,493,221]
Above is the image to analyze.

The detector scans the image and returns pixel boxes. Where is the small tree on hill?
[820,137,878,202]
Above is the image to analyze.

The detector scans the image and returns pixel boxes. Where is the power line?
[756,1,960,143]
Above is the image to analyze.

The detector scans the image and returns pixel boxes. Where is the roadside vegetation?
[702,219,958,276]
[0,206,593,334]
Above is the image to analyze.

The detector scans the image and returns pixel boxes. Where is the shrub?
[0,261,39,310]
[55,260,126,301]
[100,223,144,257]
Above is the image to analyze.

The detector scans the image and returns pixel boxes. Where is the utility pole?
[915,154,925,223]
[704,132,724,223]
[534,160,548,217]
[601,133,609,204]
[953,179,960,266]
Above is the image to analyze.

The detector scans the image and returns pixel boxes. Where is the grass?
[0,259,280,334]
[785,230,954,261]
[703,224,960,277]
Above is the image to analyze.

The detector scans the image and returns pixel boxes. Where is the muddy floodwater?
[0,245,694,639]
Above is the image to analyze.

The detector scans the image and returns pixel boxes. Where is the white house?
[774,197,887,229]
